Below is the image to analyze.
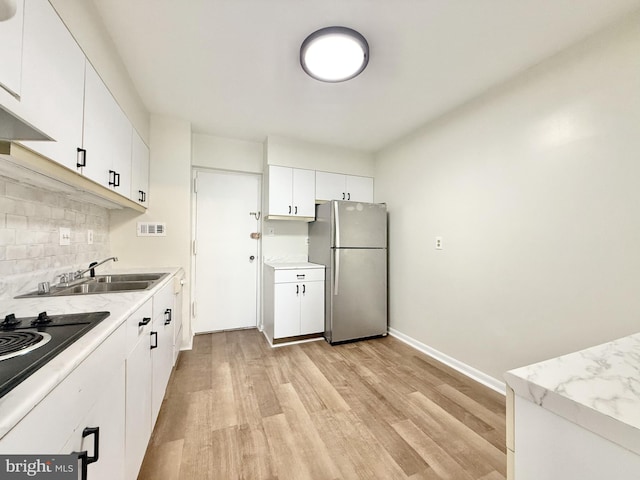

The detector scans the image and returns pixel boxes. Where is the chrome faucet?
[75,256,119,279]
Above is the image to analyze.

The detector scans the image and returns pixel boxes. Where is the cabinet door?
[125,333,153,480]
[131,129,150,206]
[273,283,301,338]
[292,168,315,217]
[268,165,293,216]
[300,281,325,335]
[63,363,126,480]
[83,63,132,192]
[151,282,175,424]
[315,171,346,202]
[18,0,85,170]
[345,175,374,203]
[0,0,23,96]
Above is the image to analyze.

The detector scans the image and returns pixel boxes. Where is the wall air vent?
[137,222,167,237]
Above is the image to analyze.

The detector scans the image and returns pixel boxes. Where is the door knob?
[249,255,255,261]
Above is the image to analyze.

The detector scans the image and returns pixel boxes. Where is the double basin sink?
[16,273,168,298]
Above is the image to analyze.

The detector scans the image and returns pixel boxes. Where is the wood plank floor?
[138,329,506,480]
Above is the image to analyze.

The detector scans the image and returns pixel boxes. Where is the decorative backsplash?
[0,176,110,300]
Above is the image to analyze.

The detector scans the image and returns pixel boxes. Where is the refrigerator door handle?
[334,250,340,296]
[334,201,340,248]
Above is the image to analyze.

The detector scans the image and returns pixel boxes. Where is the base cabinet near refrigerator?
[263,263,325,344]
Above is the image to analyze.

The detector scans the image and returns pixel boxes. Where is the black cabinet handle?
[150,331,158,349]
[347,193,351,200]
[288,205,292,214]
[164,308,172,325]
[109,170,116,186]
[76,148,86,168]
[75,451,88,480]
[138,317,151,327]
[294,206,298,214]
[139,190,144,202]
[115,172,120,187]
[302,284,306,295]
[342,193,345,200]
[82,427,100,465]
[296,285,299,295]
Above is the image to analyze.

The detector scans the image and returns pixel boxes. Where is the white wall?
[265,135,374,175]
[50,0,150,143]
[192,134,263,173]
[110,115,192,336]
[375,16,640,382]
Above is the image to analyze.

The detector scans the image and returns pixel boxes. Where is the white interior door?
[194,170,260,332]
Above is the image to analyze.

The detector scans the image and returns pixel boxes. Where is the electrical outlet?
[59,227,71,246]
[87,229,94,245]
[435,236,443,250]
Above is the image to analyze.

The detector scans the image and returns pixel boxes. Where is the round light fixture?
[300,26,369,83]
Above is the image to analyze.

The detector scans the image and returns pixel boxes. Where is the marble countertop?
[505,332,640,455]
[265,262,325,269]
[0,266,183,440]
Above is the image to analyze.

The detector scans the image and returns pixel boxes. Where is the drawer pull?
[83,426,100,465]
[296,274,305,279]
[138,317,151,327]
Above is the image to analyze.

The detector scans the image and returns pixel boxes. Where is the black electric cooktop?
[0,311,110,398]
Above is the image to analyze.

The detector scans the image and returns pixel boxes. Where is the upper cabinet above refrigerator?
[316,171,373,203]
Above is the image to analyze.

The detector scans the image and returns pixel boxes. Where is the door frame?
[190,167,263,336]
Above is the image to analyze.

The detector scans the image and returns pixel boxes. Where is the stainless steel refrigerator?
[308,200,388,344]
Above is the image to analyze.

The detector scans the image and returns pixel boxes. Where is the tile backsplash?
[0,176,110,299]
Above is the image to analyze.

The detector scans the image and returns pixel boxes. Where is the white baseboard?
[388,327,506,395]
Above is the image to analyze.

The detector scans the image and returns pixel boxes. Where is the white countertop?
[505,332,640,455]
[0,266,182,440]
[265,262,325,270]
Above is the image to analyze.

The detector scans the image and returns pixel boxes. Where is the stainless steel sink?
[95,273,165,283]
[15,272,169,298]
[53,281,152,295]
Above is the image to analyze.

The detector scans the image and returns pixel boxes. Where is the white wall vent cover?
[137,222,167,237]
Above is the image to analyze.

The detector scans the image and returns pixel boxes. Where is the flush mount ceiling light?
[300,26,369,83]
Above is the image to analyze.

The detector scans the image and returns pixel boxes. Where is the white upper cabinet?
[0,0,23,97]
[82,63,133,195]
[131,130,150,206]
[266,165,315,219]
[18,0,85,170]
[316,171,374,203]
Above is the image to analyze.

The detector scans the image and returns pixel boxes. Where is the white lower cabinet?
[0,323,127,478]
[62,362,126,480]
[0,274,181,480]
[124,299,153,480]
[151,282,175,423]
[264,264,325,343]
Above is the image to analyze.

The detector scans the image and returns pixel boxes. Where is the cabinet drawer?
[274,268,324,284]
[126,298,153,354]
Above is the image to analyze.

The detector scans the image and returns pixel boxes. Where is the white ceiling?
[91,0,640,152]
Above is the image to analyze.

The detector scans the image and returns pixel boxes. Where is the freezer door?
[332,201,387,248]
[328,248,387,343]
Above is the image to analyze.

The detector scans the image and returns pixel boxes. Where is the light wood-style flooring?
[139,329,506,480]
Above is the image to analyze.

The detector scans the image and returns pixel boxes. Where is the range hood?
[0,105,52,141]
